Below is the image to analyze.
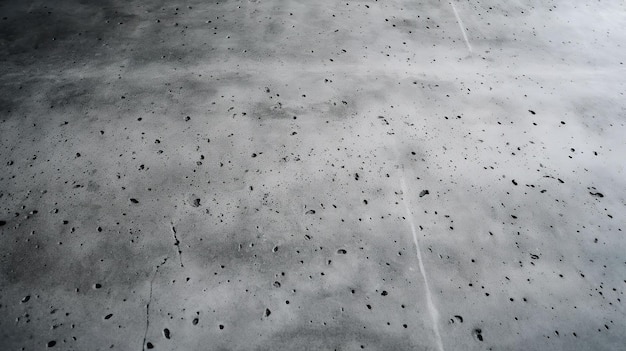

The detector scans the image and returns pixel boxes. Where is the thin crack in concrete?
[142,258,168,351]
[171,224,184,268]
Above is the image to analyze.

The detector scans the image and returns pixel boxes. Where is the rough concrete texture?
[1,0,625,350]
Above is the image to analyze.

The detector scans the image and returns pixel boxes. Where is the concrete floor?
[1,0,625,350]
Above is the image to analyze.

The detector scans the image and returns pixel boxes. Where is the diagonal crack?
[142,257,168,351]
[171,224,184,268]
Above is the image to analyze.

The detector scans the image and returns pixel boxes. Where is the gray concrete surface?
[1,0,625,350]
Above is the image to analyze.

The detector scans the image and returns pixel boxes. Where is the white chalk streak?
[399,172,444,351]
[449,1,473,53]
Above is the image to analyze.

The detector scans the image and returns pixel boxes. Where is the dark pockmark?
[163,328,171,339]
[473,328,484,341]
[419,190,429,197]
[337,249,347,254]
[130,198,139,204]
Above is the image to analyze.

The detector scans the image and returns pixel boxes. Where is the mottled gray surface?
[1,0,625,350]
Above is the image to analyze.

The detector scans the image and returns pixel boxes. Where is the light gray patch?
[86,180,100,192]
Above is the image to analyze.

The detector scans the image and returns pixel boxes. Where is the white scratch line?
[399,173,444,351]
[449,1,472,53]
